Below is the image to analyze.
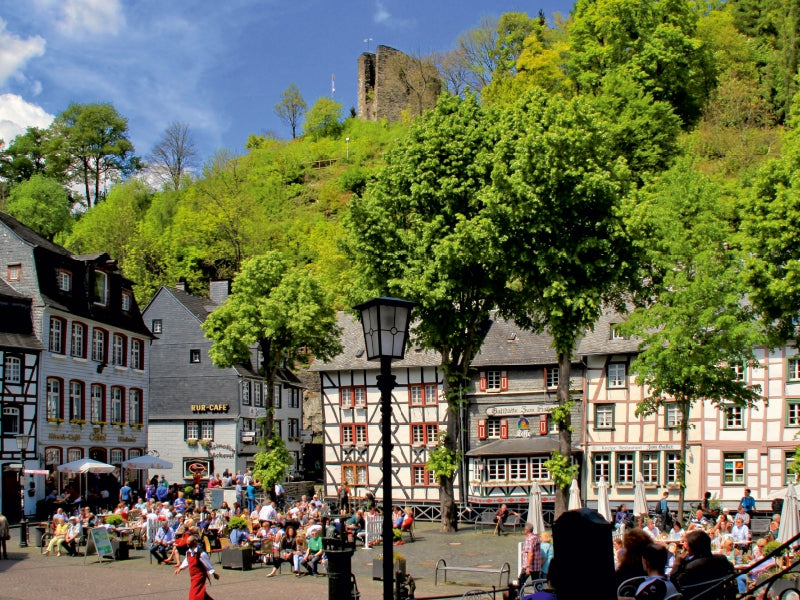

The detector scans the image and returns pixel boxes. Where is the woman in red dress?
[175,535,220,600]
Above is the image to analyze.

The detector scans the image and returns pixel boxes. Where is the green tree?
[0,127,69,185]
[5,175,73,240]
[53,102,140,207]
[275,84,307,140]
[346,94,519,531]
[202,252,341,446]
[622,159,765,519]
[487,89,634,516]
[303,97,343,141]
[252,434,293,499]
[148,121,198,191]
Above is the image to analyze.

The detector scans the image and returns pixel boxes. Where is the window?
[128,389,141,425]
[274,420,282,438]
[724,404,744,429]
[788,401,800,427]
[110,448,124,467]
[487,418,502,439]
[189,349,201,364]
[616,453,634,485]
[91,384,105,423]
[201,420,214,440]
[723,452,745,484]
[242,381,251,405]
[412,465,434,486]
[607,363,627,388]
[70,322,86,358]
[130,339,143,370]
[91,328,107,363]
[486,458,506,481]
[44,447,62,470]
[509,458,528,481]
[546,367,559,389]
[731,362,746,382]
[341,424,367,445]
[786,452,797,485]
[409,383,438,405]
[2,406,20,435]
[46,377,63,420]
[666,452,681,486]
[480,370,508,392]
[111,387,124,423]
[94,270,108,306]
[49,317,65,353]
[290,387,301,408]
[340,386,367,408]
[57,269,72,292]
[112,333,127,366]
[595,405,615,430]
[186,420,200,440]
[342,464,367,487]
[411,423,438,446]
[273,384,282,409]
[151,319,162,334]
[594,453,610,483]
[4,355,21,384]
[641,452,659,485]
[790,357,800,381]
[288,418,300,440]
[68,448,82,462]
[253,382,262,406]
[530,457,549,480]
[665,403,682,429]
[121,291,132,312]
[7,264,21,281]
[69,380,84,420]
[610,324,627,340]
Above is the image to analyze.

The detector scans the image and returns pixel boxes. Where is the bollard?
[327,549,355,600]
[552,507,616,600]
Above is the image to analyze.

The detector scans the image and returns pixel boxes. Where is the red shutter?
[500,419,509,439]
[479,372,487,391]
[500,370,508,391]
[539,415,548,436]
[478,419,487,440]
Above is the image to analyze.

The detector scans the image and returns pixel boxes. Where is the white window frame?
[595,404,614,429]
[723,452,745,484]
[607,363,627,388]
[94,271,108,306]
[788,401,800,427]
[546,367,559,389]
[724,404,744,429]
[4,355,21,384]
[47,378,61,420]
[49,318,63,353]
[69,380,83,420]
[666,452,681,486]
[130,339,142,370]
[92,329,106,362]
[128,389,141,425]
[201,420,214,440]
[91,384,104,423]
[486,458,506,482]
[186,420,200,440]
[2,406,20,434]
[57,269,71,292]
[665,403,682,429]
[111,387,124,423]
[508,457,528,481]
[641,452,659,485]
[616,453,634,486]
[789,357,800,381]
[530,457,549,481]
[70,323,85,358]
[486,418,502,439]
[486,370,501,391]
[112,334,126,366]
[593,453,610,484]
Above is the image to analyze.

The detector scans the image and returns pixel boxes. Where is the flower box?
[221,546,252,570]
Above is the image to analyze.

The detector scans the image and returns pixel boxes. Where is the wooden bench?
[435,558,511,588]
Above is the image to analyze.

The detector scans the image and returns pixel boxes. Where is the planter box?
[111,540,129,561]
[221,547,252,571]
[373,557,406,581]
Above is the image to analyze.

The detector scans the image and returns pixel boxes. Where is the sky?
[0,0,575,166]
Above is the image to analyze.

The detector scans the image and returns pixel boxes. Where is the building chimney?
[209,279,231,305]
[175,278,188,293]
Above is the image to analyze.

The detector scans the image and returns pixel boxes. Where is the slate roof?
[0,279,41,350]
[464,437,561,457]
[168,287,219,322]
[0,211,71,256]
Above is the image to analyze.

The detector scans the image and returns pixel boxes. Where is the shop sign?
[487,404,558,417]
[191,404,230,413]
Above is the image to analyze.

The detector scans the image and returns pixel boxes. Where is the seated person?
[300,528,325,576]
[670,530,734,597]
[150,519,176,564]
[687,510,708,531]
[629,543,679,600]
[615,504,632,529]
[730,515,751,546]
[229,522,249,546]
[346,510,365,539]
[44,515,69,556]
[493,503,519,535]
[62,515,83,557]
[267,525,297,577]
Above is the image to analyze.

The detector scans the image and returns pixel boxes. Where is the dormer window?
[94,270,108,306]
[121,291,132,312]
[8,264,21,281]
[57,269,72,292]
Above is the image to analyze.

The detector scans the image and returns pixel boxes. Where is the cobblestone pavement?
[0,523,523,600]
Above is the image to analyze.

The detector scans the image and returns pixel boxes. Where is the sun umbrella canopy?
[597,476,612,522]
[58,457,116,474]
[121,455,173,470]
[778,482,800,544]
[527,481,545,534]
[634,472,648,517]
[568,478,582,511]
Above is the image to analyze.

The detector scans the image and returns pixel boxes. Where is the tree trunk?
[554,351,573,518]
[677,399,690,523]
[439,403,459,532]
[260,338,275,444]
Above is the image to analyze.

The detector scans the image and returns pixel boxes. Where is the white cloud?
[374,1,391,24]
[0,19,46,86]
[0,93,54,145]
[57,0,125,36]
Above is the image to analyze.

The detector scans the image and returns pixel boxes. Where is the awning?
[465,437,563,457]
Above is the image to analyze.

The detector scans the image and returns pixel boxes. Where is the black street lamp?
[355,297,415,600]
[14,433,30,547]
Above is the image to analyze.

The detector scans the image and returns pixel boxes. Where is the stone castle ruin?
[357,45,442,122]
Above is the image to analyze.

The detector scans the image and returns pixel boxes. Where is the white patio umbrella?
[527,481,545,534]
[634,472,648,517]
[778,482,800,544]
[568,478,582,510]
[597,476,612,522]
[57,457,116,474]
[121,455,173,470]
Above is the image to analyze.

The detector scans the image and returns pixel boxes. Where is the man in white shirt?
[63,516,83,557]
[259,501,278,523]
[174,536,220,597]
[731,515,751,546]
[644,519,661,540]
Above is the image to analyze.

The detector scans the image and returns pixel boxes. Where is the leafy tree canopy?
[303,97,344,140]
[5,175,73,241]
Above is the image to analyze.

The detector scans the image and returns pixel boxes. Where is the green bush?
[227,516,248,531]
[104,514,124,527]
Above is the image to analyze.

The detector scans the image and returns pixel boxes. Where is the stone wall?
[358,45,441,122]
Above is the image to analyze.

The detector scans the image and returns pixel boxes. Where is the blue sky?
[1,0,574,166]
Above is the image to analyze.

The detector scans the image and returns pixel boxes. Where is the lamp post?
[14,433,30,547]
[346,137,350,160]
[355,297,415,600]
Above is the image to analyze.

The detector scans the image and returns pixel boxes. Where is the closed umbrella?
[568,478,582,510]
[121,455,173,470]
[778,482,800,544]
[527,481,545,534]
[634,472,648,518]
[597,476,611,522]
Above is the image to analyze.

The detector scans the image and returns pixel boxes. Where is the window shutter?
[478,419,487,440]
[500,419,509,439]
[539,415,548,436]
[479,372,487,391]
[500,371,508,391]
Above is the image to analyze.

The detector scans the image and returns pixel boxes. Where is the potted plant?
[186,438,198,446]
[373,552,406,581]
